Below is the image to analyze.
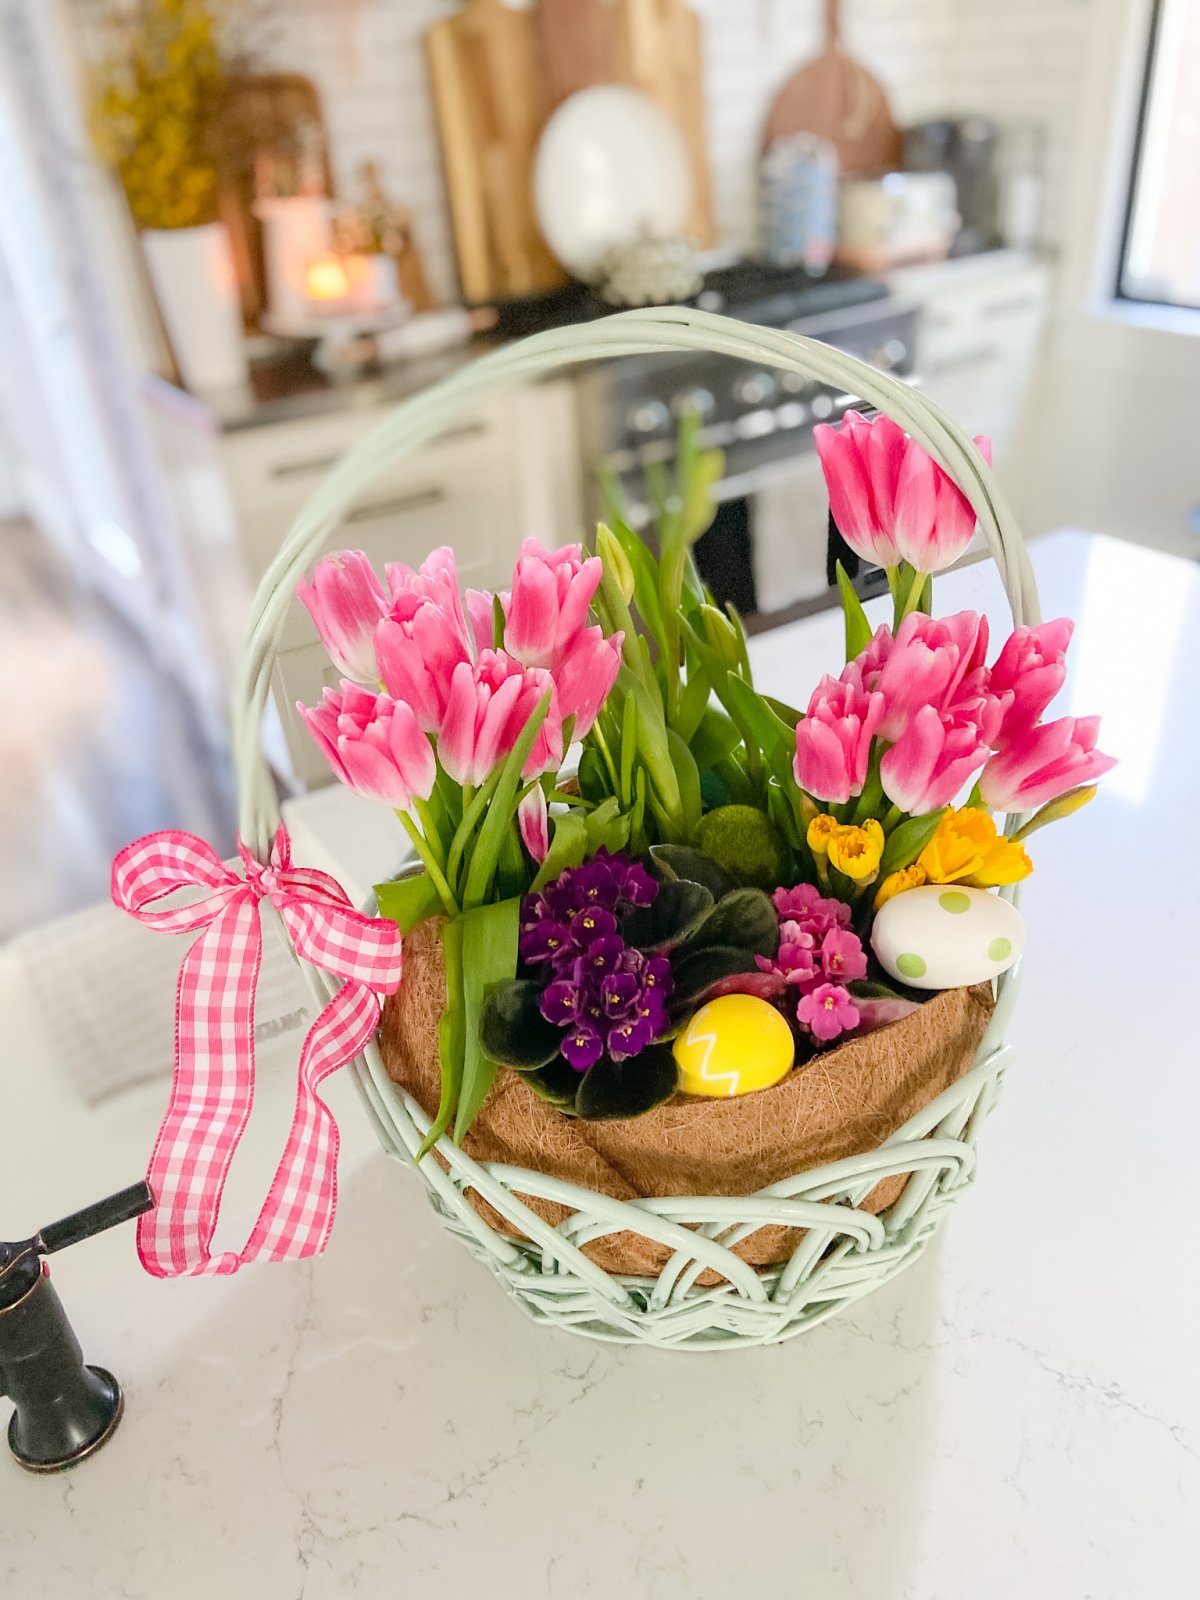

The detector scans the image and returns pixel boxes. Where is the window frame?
[1114,0,1199,312]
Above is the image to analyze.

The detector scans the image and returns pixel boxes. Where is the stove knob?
[626,398,671,436]
[733,370,777,407]
[810,390,835,420]
[672,385,716,421]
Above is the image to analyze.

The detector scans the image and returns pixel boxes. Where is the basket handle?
[232,306,1041,856]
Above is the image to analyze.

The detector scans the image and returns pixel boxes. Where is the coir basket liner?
[235,306,1036,1347]
[380,919,995,1282]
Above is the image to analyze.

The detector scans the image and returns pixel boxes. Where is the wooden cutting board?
[762,0,900,176]
[609,0,714,248]
[428,0,714,302]
[426,0,565,303]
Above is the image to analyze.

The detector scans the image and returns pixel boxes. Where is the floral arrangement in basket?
[297,411,1113,1158]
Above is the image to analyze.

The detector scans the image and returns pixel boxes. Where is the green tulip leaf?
[531,809,588,891]
[835,559,874,661]
[454,896,522,1144]
[574,1045,679,1121]
[879,809,948,875]
[374,869,443,936]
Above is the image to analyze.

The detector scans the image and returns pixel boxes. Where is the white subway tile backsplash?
[255,0,1089,302]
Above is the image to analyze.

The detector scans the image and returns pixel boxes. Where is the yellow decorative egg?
[673,995,795,1098]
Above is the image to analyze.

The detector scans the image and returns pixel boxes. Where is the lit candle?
[305,253,352,307]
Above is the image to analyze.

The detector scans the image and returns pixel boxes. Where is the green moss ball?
[694,805,789,892]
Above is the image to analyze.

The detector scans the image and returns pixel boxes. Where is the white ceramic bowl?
[533,85,693,281]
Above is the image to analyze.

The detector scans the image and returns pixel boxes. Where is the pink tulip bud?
[517,786,550,864]
[437,650,564,788]
[466,588,498,654]
[552,624,623,737]
[298,681,436,810]
[880,702,992,814]
[988,618,1073,741]
[815,412,992,575]
[376,593,471,734]
[296,551,389,682]
[793,675,885,805]
[873,610,990,741]
[504,539,603,669]
[978,715,1116,811]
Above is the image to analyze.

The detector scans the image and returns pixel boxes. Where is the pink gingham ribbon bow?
[111,825,403,1277]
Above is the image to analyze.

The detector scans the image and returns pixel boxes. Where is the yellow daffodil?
[806,813,839,857]
[874,863,928,909]
[827,819,885,883]
[918,807,1032,889]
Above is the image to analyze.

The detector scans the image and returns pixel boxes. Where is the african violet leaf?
[574,1045,679,1121]
[521,1057,583,1112]
[620,878,714,952]
[478,979,563,1069]
[648,844,737,900]
[679,886,779,959]
[848,979,921,1032]
[668,945,762,1011]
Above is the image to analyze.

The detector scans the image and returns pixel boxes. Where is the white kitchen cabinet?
[889,251,1052,462]
[218,376,582,784]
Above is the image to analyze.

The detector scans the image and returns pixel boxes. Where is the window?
[1118,0,1200,311]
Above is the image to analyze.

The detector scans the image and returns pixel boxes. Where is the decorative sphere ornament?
[673,994,795,1098]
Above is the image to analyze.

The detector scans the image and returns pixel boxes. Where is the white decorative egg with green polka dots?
[870,884,1025,991]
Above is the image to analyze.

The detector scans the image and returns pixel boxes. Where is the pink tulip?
[438,650,564,787]
[793,675,885,805]
[814,410,903,567]
[815,411,992,574]
[375,591,471,734]
[386,546,470,643]
[978,715,1116,811]
[880,702,992,814]
[988,619,1074,741]
[504,539,603,669]
[552,624,623,737]
[517,786,549,863]
[466,588,498,654]
[296,550,389,682]
[298,681,435,810]
[872,610,990,741]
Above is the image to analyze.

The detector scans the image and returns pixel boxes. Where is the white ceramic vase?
[141,222,247,393]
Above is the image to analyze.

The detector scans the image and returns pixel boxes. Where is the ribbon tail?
[232,982,383,1270]
[137,897,263,1278]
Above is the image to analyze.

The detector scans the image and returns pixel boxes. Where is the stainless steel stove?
[552,259,918,627]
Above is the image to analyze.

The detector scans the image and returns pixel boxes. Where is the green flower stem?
[591,715,621,793]
[445,770,504,894]
[881,803,904,833]
[397,809,458,917]
[897,568,928,624]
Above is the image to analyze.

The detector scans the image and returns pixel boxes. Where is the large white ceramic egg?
[870,885,1025,990]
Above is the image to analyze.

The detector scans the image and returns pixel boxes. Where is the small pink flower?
[796,983,860,1043]
[793,675,885,805]
[820,926,868,985]
[757,921,820,988]
[298,681,435,810]
[518,786,549,864]
[772,881,852,932]
[552,624,623,737]
[296,550,389,682]
[880,702,992,814]
[438,650,564,787]
[504,538,603,670]
[988,618,1074,742]
[978,715,1116,811]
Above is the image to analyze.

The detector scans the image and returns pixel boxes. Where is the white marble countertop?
[2,531,1198,1598]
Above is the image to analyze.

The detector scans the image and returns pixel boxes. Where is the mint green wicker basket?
[232,308,1036,1350]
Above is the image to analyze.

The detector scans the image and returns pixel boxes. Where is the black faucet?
[0,1182,154,1472]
